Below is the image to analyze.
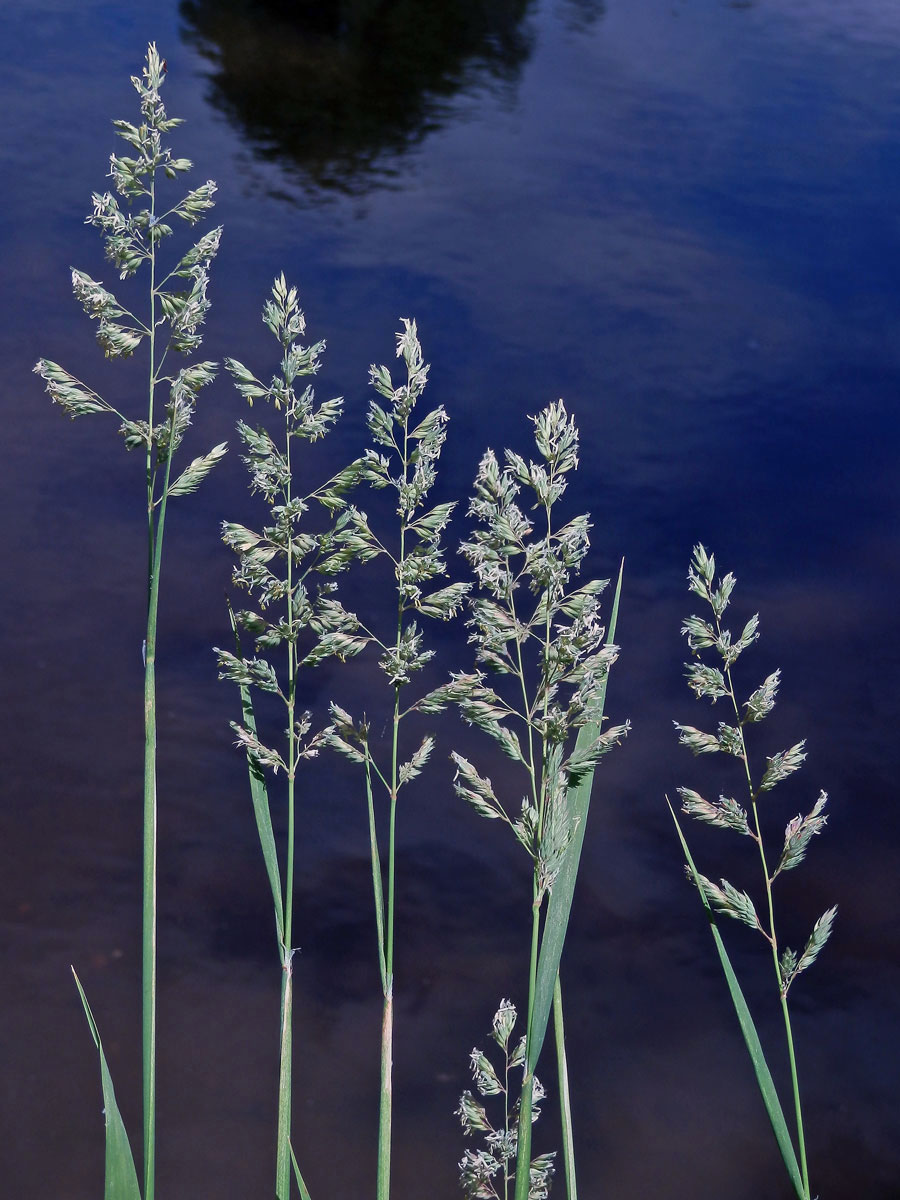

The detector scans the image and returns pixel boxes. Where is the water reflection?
[180,0,599,195]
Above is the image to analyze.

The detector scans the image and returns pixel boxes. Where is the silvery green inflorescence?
[457,1000,555,1200]
[675,544,837,999]
[216,275,369,770]
[321,320,471,778]
[448,401,629,901]
[35,44,225,492]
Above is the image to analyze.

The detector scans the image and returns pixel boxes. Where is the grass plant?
[669,544,837,1200]
[216,275,364,1200]
[35,44,225,1200]
[448,404,628,1199]
[33,45,848,1200]
[321,321,470,1200]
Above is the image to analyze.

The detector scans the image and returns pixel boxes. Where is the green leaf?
[226,602,284,947]
[665,801,806,1200]
[289,1142,314,1200]
[71,970,142,1200]
[528,559,624,1073]
[365,750,388,994]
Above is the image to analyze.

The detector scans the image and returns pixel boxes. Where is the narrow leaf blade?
[665,801,805,1199]
[365,751,388,993]
[529,559,624,1072]
[227,601,284,946]
[71,970,142,1200]
[289,1141,314,1200]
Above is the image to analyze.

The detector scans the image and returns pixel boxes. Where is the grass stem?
[553,977,577,1200]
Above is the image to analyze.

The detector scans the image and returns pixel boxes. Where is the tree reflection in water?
[180,0,601,196]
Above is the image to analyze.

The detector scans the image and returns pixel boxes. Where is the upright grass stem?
[220,275,371,1198]
[321,321,467,1200]
[142,170,160,1200]
[36,45,225,1198]
[674,544,837,1200]
[722,652,810,1199]
[452,406,628,1200]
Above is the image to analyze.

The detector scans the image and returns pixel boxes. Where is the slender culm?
[671,544,837,1200]
[35,44,225,1199]
[320,321,469,1200]
[218,274,366,1199]
[450,404,627,1200]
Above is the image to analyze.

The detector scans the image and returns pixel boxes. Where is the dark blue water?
[3,1,900,1197]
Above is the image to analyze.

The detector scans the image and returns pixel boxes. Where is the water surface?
[3,0,900,1196]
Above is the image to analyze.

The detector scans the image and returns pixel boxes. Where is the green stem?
[514,895,542,1200]
[503,1033,511,1200]
[142,174,159,1200]
[511,501,560,1200]
[553,977,577,1200]
[377,983,393,1200]
[276,962,294,1200]
[781,992,809,1197]
[722,646,809,1200]
[376,397,409,1200]
[277,398,297,1200]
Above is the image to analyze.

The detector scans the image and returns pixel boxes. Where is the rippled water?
[3,0,900,1196]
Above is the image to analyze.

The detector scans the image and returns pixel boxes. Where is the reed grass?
[217,274,363,1199]
[669,544,836,1200]
[218,303,468,1199]
[448,405,628,1199]
[35,44,846,1200]
[35,44,225,1200]
[322,321,470,1200]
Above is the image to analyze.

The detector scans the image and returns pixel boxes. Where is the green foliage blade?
[553,977,578,1200]
[289,1141,314,1200]
[528,559,624,1073]
[71,970,142,1200]
[365,751,388,993]
[665,800,805,1199]
[228,601,285,947]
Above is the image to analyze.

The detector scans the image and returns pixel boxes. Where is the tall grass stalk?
[35,44,224,1199]
[672,544,836,1200]
[323,322,469,1200]
[217,275,364,1199]
[450,405,628,1199]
